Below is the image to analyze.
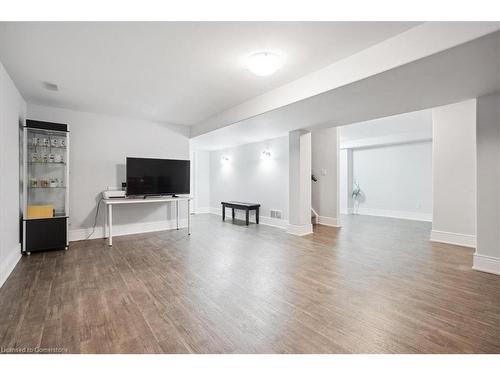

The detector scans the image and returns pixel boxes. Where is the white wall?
[0,63,26,288]
[191,150,210,213]
[208,136,288,227]
[431,99,477,247]
[27,104,190,241]
[348,142,433,221]
[338,110,433,221]
[475,93,500,274]
[311,127,340,226]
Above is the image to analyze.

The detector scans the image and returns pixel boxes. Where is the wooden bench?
[221,201,260,226]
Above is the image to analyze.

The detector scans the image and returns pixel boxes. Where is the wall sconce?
[221,155,230,163]
[261,150,271,160]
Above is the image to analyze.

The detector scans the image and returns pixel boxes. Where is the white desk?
[103,196,191,246]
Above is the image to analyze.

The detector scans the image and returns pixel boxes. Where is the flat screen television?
[126,157,190,196]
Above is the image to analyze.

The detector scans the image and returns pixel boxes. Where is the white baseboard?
[317,216,341,227]
[209,207,288,229]
[356,208,432,222]
[472,254,500,275]
[259,216,288,229]
[430,230,476,248]
[69,219,188,242]
[0,243,22,288]
[287,223,313,236]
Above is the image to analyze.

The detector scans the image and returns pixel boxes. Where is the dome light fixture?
[246,52,281,76]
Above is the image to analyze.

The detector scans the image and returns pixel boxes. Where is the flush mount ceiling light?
[261,150,271,159]
[246,52,281,76]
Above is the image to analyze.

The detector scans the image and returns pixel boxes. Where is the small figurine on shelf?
[31,153,38,162]
[51,138,58,147]
[30,178,37,187]
[42,154,48,163]
[55,154,63,163]
[48,154,55,163]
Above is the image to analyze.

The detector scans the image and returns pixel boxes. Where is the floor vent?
[270,210,282,219]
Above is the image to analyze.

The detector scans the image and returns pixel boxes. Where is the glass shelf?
[28,145,67,149]
[25,215,68,221]
[28,162,66,165]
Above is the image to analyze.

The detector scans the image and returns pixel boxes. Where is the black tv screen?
[126,157,190,196]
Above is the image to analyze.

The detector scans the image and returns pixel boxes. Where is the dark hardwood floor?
[0,214,499,354]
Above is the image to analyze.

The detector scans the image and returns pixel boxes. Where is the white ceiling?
[191,30,500,151]
[339,109,432,143]
[0,22,418,126]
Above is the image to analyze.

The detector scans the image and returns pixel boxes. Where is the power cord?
[85,197,104,240]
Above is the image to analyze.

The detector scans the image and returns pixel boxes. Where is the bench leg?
[222,205,225,221]
[256,208,259,224]
[232,208,235,219]
[245,210,249,225]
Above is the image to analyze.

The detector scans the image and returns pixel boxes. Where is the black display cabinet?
[21,120,69,254]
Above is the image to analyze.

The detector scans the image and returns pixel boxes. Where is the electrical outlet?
[270,209,282,219]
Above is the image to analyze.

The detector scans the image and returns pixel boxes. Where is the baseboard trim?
[356,208,432,222]
[472,254,500,275]
[430,230,476,248]
[0,243,22,288]
[317,216,341,227]
[69,219,188,242]
[287,223,313,236]
[209,207,288,229]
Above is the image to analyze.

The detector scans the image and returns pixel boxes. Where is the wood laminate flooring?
[0,214,499,353]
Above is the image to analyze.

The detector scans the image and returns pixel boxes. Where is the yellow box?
[27,205,54,219]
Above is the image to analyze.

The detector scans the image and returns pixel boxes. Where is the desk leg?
[108,204,113,246]
[188,200,191,235]
[245,209,249,226]
[176,200,179,230]
[104,203,108,238]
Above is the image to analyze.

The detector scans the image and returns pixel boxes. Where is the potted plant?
[352,181,362,214]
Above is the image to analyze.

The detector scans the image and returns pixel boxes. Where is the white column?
[474,93,500,275]
[311,127,341,227]
[430,99,477,248]
[346,148,354,214]
[288,130,313,236]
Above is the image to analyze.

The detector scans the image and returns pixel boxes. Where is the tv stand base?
[103,196,192,246]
